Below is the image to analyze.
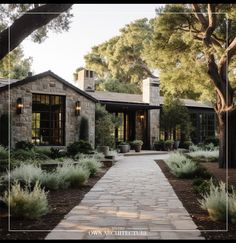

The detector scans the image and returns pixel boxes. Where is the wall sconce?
[75,101,81,116]
[140,115,144,121]
[16,98,24,114]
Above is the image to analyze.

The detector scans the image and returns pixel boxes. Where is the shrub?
[165,153,199,178]
[189,144,199,152]
[50,147,66,159]
[182,140,193,150]
[40,172,63,191]
[199,180,236,223]
[0,146,9,172]
[79,116,89,141]
[56,163,90,187]
[15,141,34,151]
[188,150,219,162]
[67,140,93,157]
[34,147,52,158]
[79,157,102,177]
[3,181,48,219]
[8,164,43,185]
[164,140,174,151]
[204,136,219,146]
[154,140,165,151]
[192,178,218,195]
[11,149,36,161]
[132,140,143,146]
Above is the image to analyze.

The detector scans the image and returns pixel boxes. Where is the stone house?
[0,69,216,149]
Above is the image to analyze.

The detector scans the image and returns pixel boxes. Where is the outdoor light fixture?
[140,115,144,120]
[75,101,81,116]
[16,98,24,114]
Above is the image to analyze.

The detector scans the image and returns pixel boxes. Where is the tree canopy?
[0,4,73,60]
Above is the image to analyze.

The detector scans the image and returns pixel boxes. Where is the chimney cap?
[28,72,33,77]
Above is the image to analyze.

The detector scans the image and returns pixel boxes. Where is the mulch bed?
[156,160,236,240]
[0,167,109,240]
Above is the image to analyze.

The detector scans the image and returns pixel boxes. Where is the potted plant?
[174,140,180,150]
[119,141,130,153]
[154,140,164,151]
[164,140,174,151]
[132,140,143,152]
[95,105,115,156]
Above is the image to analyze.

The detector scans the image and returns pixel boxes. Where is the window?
[85,70,89,78]
[90,71,93,78]
[32,94,65,145]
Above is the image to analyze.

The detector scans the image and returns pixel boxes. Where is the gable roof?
[0,71,97,102]
[88,91,213,109]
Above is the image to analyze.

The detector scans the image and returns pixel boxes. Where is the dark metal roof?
[0,71,97,102]
[88,91,213,109]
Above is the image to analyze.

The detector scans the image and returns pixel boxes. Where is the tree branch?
[192,4,208,31]
[0,4,73,60]
[204,4,217,46]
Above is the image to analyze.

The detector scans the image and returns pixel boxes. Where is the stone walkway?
[46,154,204,240]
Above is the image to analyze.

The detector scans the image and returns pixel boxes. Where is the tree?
[0,46,32,79]
[0,4,73,60]
[143,4,236,168]
[160,95,192,142]
[84,18,156,91]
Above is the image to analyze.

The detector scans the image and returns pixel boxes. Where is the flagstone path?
[46,154,204,240]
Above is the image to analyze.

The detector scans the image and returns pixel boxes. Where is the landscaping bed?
[156,159,236,240]
[0,166,109,240]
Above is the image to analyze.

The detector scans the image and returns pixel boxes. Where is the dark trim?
[0,71,98,103]
[100,100,160,109]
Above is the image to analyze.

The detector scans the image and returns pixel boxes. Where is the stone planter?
[119,144,130,153]
[97,146,109,156]
[134,145,142,152]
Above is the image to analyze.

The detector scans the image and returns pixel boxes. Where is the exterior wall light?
[75,101,81,116]
[140,115,144,121]
[16,98,24,114]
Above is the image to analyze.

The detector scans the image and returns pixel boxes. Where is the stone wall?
[0,75,96,148]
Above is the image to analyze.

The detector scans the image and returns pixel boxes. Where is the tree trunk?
[218,109,236,168]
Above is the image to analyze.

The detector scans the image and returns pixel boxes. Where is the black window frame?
[32,93,66,146]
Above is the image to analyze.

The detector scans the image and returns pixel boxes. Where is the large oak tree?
[0,4,73,60]
[144,4,236,168]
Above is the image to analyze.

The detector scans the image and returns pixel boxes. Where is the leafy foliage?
[67,140,93,157]
[15,141,34,151]
[79,116,89,142]
[79,157,102,177]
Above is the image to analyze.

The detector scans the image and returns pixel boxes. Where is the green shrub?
[0,114,9,147]
[15,141,34,151]
[40,172,63,191]
[50,147,66,159]
[204,137,219,146]
[131,140,143,146]
[164,140,174,151]
[8,164,43,185]
[34,147,52,158]
[11,149,36,161]
[165,153,199,178]
[3,181,48,219]
[79,157,102,177]
[182,140,193,150]
[67,140,93,157]
[199,180,236,223]
[56,163,90,187]
[192,178,218,195]
[154,140,165,151]
[0,146,9,172]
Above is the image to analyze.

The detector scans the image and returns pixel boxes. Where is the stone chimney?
[142,77,160,105]
[142,76,160,149]
[74,68,95,92]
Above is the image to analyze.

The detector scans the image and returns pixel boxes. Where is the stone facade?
[0,74,96,148]
[74,69,96,91]
[142,77,160,147]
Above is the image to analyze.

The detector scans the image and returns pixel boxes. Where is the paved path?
[46,154,204,240]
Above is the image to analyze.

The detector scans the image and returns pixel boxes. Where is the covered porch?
[100,101,160,149]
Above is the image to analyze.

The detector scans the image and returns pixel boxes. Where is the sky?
[22,4,163,81]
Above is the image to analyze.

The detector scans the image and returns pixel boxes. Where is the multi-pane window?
[32,94,65,145]
[200,113,215,141]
